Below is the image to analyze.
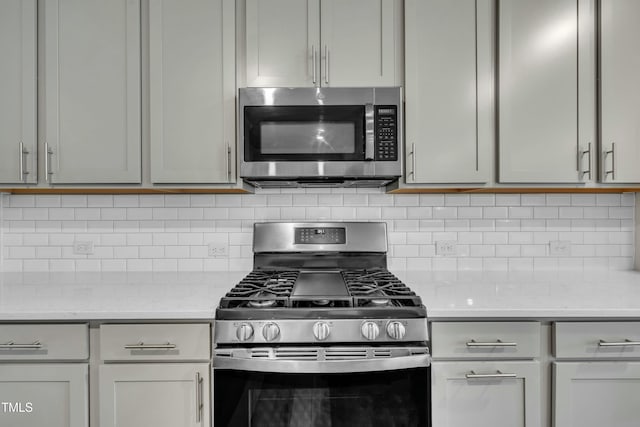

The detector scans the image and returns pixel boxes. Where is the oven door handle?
[213,354,430,374]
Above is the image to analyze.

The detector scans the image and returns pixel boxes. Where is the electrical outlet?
[549,240,571,256]
[208,243,228,258]
[73,241,94,255]
[436,240,457,256]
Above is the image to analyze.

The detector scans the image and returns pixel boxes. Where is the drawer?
[0,324,88,360]
[431,322,541,359]
[100,323,210,361]
[555,322,640,359]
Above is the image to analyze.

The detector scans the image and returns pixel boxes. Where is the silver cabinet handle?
[44,142,53,182]
[604,143,616,180]
[579,142,591,180]
[466,339,517,347]
[599,339,640,347]
[19,142,30,182]
[311,45,317,86]
[123,342,177,350]
[0,341,42,349]
[226,141,232,182]
[465,370,517,379]
[409,143,416,182]
[324,45,329,85]
[195,372,204,423]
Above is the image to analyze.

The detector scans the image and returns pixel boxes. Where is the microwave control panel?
[375,106,398,161]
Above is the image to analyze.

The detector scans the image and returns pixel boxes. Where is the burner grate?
[219,270,298,309]
[342,269,422,308]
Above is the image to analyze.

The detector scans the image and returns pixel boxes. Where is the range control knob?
[262,322,281,342]
[386,321,406,340]
[313,322,331,341]
[236,323,254,342]
[361,321,380,340]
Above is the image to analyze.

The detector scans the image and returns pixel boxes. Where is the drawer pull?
[466,339,517,348]
[124,342,177,350]
[0,341,42,349]
[465,370,517,379]
[598,339,640,347]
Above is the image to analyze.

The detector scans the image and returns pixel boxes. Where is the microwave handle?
[365,103,375,160]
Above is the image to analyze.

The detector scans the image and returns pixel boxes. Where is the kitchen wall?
[0,189,635,273]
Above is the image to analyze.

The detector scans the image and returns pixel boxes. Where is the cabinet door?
[0,0,36,184]
[432,361,541,427]
[404,0,492,183]
[498,0,596,183]
[320,0,400,87]
[600,0,640,183]
[99,363,210,427]
[149,0,235,184]
[0,364,87,427]
[245,0,320,87]
[44,0,141,184]
[554,362,640,427]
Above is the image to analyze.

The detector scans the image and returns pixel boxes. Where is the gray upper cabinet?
[149,0,236,184]
[404,0,493,184]
[44,0,141,184]
[0,0,37,184]
[244,0,401,88]
[498,0,596,183]
[600,0,640,183]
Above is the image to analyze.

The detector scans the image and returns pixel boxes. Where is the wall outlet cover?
[436,240,457,256]
[208,243,228,258]
[549,240,572,256]
[73,241,94,255]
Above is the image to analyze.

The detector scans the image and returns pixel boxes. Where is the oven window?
[214,368,429,427]
[244,106,365,161]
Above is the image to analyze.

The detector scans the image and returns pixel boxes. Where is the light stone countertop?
[1,270,640,321]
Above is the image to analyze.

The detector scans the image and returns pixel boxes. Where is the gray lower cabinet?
[99,363,210,427]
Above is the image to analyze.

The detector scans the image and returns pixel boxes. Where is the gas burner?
[220,270,298,309]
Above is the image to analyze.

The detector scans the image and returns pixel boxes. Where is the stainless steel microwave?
[239,87,402,188]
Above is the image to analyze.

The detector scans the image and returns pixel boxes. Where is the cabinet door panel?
[432,361,540,427]
[0,364,87,427]
[321,0,399,87]
[149,0,235,183]
[44,0,141,183]
[405,0,492,183]
[99,363,210,427]
[600,0,640,183]
[0,0,36,184]
[245,0,319,87]
[554,362,640,427]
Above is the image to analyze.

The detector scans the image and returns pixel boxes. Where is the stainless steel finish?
[365,103,375,160]
[215,318,429,345]
[324,45,329,84]
[361,321,380,340]
[214,346,430,373]
[466,339,518,348]
[236,323,254,342]
[312,45,317,85]
[465,370,517,379]
[253,222,387,253]
[238,87,402,185]
[0,341,42,349]
[262,323,280,342]
[19,142,29,182]
[604,143,616,180]
[386,321,406,340]
[195,372,203,423]
[410,143,416,182]
[225,141,232,182]
[123,342,177,350]
[580,142,592,180]
[313,321,331,341]
[44,142,53,181]
[598,339,640,347]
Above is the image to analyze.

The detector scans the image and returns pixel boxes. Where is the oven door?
[213,347,430,427]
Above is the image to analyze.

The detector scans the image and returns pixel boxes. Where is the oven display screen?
[295,228,346,244]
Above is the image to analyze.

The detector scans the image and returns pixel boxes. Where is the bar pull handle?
[409,143,416,182]
[311,45,317,86]
[19,142,30,182]
[0,341,42,349]
[598,339,640,347]
[324,45,329,85]
[466,339,518,347]
[579,142,591,180]
[195,372,204,423]
[364,104,375,160]
[44,142,53,182]
[466,370,518,379]
[123,342,177,350]
[604,143,616,181]
[225,141,232,182]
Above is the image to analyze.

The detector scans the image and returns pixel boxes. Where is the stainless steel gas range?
[213,222,430,427]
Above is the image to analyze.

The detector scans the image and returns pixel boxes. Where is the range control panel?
[374,106,398,161]
[295,227,346,244]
